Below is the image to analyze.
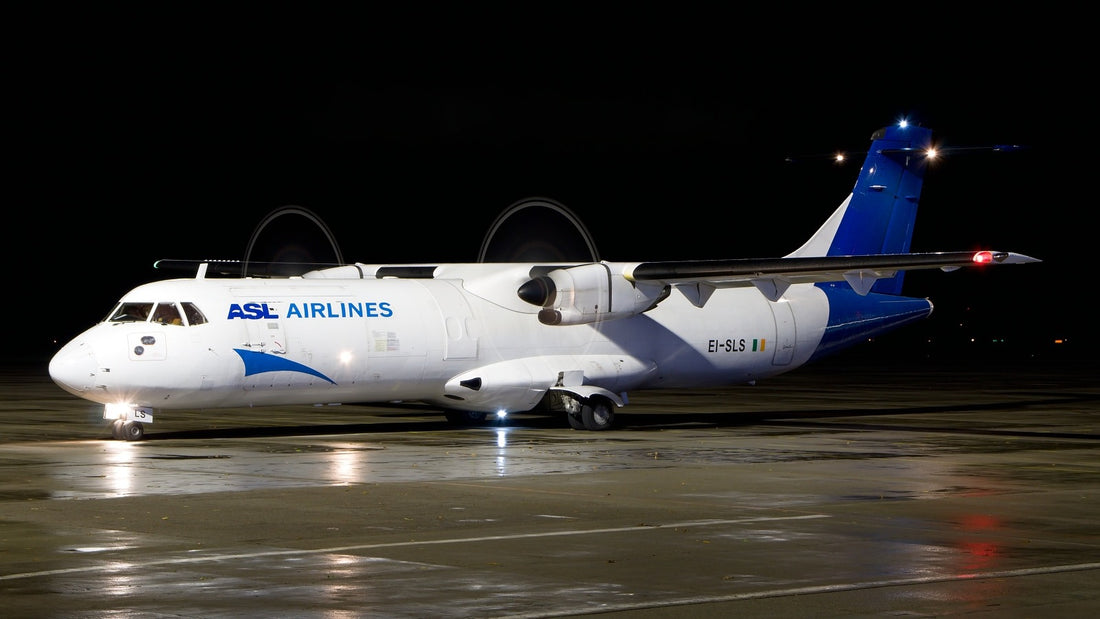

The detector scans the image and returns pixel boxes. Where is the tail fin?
[787,122,934,295]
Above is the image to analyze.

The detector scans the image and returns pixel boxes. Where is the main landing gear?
[441,393,617,431]
[562,394,615,431]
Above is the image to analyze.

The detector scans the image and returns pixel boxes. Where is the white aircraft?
[49,121,1038,440]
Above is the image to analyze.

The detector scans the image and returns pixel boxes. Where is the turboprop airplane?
[49,121,1039,440]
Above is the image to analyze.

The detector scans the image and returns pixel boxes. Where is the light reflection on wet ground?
[1,358,1098,617]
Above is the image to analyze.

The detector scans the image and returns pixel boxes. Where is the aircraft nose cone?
[49,338,98,396]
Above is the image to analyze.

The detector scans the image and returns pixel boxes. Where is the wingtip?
[997,252,1041,264]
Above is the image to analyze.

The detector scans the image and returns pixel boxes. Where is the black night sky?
[8,11,1088,366]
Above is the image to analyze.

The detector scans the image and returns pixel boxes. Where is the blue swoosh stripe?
[234,349,337,384]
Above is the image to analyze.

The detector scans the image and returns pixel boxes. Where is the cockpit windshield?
[152,302,183,325]
[107,302,153,323]
[105,302,208,326]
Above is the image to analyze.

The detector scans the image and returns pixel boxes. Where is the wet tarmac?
[1,356,1098,617]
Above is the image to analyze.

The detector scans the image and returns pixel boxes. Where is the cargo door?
[770,300,796,365]
[422,280,478,360]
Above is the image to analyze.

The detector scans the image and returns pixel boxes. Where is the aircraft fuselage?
[50,264,835,415]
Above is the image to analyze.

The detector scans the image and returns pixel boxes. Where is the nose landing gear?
[110,419,145,441]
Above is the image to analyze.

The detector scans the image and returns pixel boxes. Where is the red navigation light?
[972,251,994,264]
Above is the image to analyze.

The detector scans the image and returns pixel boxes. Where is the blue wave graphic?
[234,349,336,384]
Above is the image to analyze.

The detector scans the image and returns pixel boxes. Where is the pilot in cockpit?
[153,302,183,325]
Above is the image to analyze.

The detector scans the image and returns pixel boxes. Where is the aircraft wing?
[624,250,1040,301]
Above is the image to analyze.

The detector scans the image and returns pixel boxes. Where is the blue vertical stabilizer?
[788,122,939,363]
[828,123,933,294]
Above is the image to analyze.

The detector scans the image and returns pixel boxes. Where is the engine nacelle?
[517,263,669,326]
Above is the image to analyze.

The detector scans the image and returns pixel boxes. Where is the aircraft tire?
[581,398,615,431]
[110,420,125,440]
[566,411,585,430]
[121,421,145,441]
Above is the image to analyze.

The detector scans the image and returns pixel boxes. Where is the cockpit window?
[153,302,183,325]
[105,301,208,326]
[181,302,207,326]
[107,302,153,323]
